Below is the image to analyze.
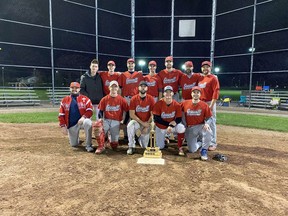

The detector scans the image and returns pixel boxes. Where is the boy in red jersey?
[99,60,121,95]
[127,81,155,155]
[58,82,94,152]
[152,85,186,156]
[144,60,162,102]
[158,56,183,102]
[96,81,129,154]
[179,61,201,100]
[181,86,213,161]
[198,61,220,151]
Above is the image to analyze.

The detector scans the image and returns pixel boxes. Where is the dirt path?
[0,123,287,215]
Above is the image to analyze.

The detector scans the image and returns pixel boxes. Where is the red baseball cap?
[201,61,212,67]
[165,56,173,62]
[127,58,135,63]
[191,86,202,92]
[107,60,115,66]
[149,60,157,66]
[70,82,80,88]
[185,61,193,67]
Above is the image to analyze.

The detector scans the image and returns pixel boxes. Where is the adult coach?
[179,61,201,100]
[158,56,183,102]
[152,85,186,155]
[198,61,220,151]
[127,81,155,155]
[181,86,213,160]
[144,60,162,102]
[80,59,103,120]
[58,82,94,152]
[96,81,129,154]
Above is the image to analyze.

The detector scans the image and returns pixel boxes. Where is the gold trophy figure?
[143,121,162,158]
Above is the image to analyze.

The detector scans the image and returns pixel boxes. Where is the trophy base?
[137,157,165,165]
[143,147,162,158]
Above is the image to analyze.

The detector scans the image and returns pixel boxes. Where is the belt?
[124,96,132,98]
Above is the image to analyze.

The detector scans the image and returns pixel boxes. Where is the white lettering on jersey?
[136,105,150,113]
[105,80,110,86]
[106,105,120,112]
[147,81,156,87]
[126,78,138,84]
[161,111,175,119]
[183,82,196,90]
[186,109,202,116]
[163,77,176,84]
[198,82,207,88]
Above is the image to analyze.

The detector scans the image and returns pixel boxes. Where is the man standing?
[127,81,155,155]
[152,86,186,155]
[80,59,103,120]
[96,81,129,154]
[99,60,121,95]
[198,61,220,151]
[181,86,213,161]
[179,61,201,100]
[158,56,183,102]
[118,58,144,105]
[58,82,94,152]
[144,60,162,102]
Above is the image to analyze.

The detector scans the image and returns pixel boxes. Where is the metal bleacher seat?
[46,88,70,104]
[0,88,40,107]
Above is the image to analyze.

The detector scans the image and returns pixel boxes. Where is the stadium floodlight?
[214,67,220,73]
[138,60,146,71]
[249,47,255,52]
[181,64,186,70]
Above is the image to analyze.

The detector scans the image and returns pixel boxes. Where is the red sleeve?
[212,77,220,100]
[156,75,163,90]
[175,102,182,118]
[122,97,129,112]
[84,99,93,118]
[98,97,105,111]
[118,74,124,87]
[152,101,161,115]
[129,97,136,110]
[149,96,156,111]
[58,99,66,127]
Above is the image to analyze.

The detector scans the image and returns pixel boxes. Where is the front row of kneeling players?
[59,81,213,161]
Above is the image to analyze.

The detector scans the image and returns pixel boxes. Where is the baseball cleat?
[200,149,208,161]
[178,147,185,156]
[95,146,105,154]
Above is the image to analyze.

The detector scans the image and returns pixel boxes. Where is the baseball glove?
[212,153,227,162]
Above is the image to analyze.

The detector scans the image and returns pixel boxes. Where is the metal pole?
[210,0,217,65]
[248,0,257,109]
[1,67,4,88]
[131,0,135,59]
[95,0,98,59]
[49,0,55,106]
[170,0,175,56]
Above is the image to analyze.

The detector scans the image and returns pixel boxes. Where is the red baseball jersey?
[181,100,212,126]
[144,74,162,97]
[198,74,220,101]
[118,71,144,97]
[158,69,183,92]
[152,99,182,129]
[58,94,93,127]
[179,73,201,100]
[98,95,129,121]
[100,71,121,95]
[130,94,155,122]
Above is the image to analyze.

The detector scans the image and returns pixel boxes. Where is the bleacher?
[242,90,288,110]
[0,88,40,107]
[46,88,70,104]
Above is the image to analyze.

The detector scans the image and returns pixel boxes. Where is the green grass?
[220,90,242,101]
[34,89,49,100]
[0,112,58,123]
[218,113,288,132]
[0,111,287,132]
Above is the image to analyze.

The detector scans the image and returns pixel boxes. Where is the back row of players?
[59,56,220,160]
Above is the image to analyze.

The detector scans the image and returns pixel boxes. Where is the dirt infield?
[0,123,288,216]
